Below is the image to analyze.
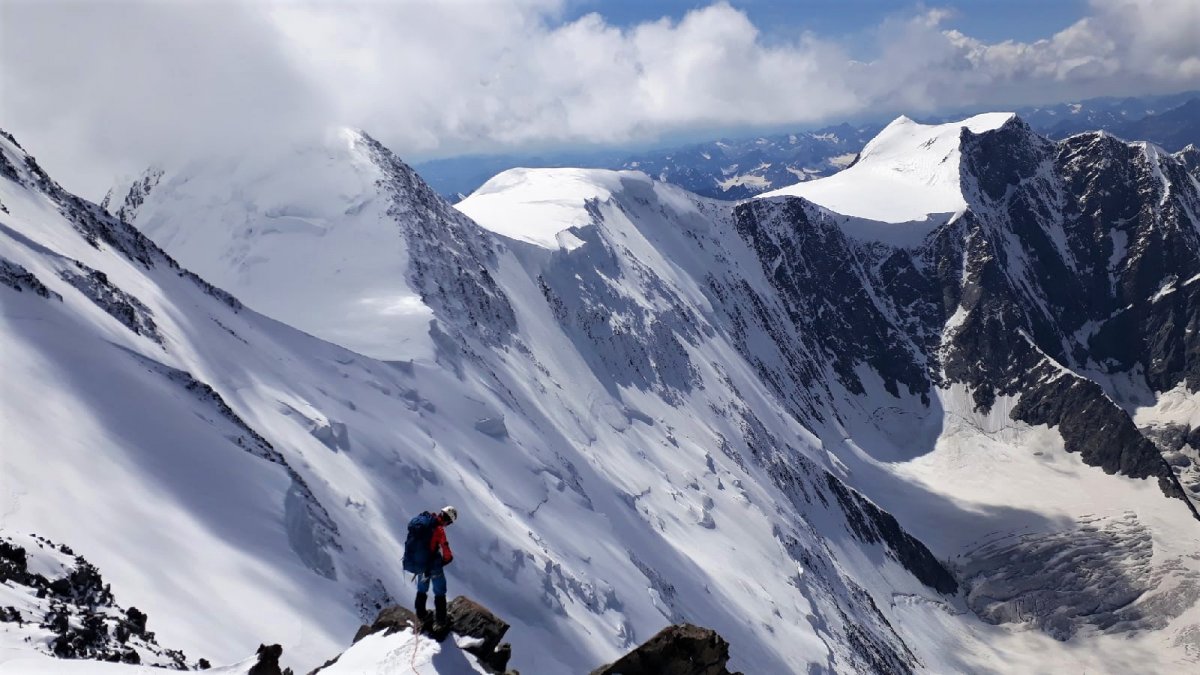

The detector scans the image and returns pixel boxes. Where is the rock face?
[590,623,739,675]
[738,117,1200,512]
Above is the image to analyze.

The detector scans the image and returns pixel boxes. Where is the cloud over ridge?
[3,0,1198,197]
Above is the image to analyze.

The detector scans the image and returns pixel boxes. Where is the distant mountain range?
[1009,89,1200,141]
[1109,98,1200,152]
[417,90,1200,201]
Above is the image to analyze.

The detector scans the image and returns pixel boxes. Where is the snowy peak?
[758,112,1016,224]
[455,167,656,250]
[106,127,435,362]
[854,112,1017,177]
[104,126,517,362]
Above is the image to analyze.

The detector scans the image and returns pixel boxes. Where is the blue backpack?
[402,512,437,574]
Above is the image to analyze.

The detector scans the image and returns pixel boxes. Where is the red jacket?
[430,523,453,565]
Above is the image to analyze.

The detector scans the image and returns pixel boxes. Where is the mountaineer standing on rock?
[402,505,457,636]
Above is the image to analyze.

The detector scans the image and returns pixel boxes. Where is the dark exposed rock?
[1,125,241,312]
[351,605,420,644]
[357,132,518,350]
[248,644,291,675]
[0,257,61,300]
[60,262,163,344]
[825,473,959,594]
[589,623,741,675]
[446,596,513,673]
[0,534,196,669]
[734,197,928,401]
[1011,360,1195,512]
[536,195,704,404]
[729,115,1200,518]
[772,523,919,674]
[763,438,954,600]
[945,124,1200,516]
[344,598,515,674]
[102,167,164,224]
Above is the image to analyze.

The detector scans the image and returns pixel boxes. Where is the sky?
[564,0,1091,43]
[2,0,1199,199]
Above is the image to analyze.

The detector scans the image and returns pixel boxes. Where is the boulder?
[351,605,420,643]
[590,624,740,675]
[248,644,291,675]
[447,596,513,674]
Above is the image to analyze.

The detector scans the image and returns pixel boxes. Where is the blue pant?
[417,570,446,596]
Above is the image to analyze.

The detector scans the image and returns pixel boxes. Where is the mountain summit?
[103,128,513,362]
[759,112,1016,224]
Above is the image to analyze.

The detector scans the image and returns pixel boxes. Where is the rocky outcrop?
[0,256,61,300]
[248,644,291,675]
[589,623,741,675]
[445,597,514,673]
[101,167,163,224]
[357,132,519,350]
[0,534,197,669]
[321,597,515,674]
[349,604,421,644]
[59,261,163,344]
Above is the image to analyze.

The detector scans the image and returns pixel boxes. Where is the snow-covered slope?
[759,113,1014,224]
[454,167,638,249]
[103,129,439,361]
[316,628,490,675]
[5,130,952,674]
[13,110,1200,675]
[0,130,408,667]
[446,119,1200,672]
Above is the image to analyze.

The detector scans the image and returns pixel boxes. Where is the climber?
[402,505,457,633]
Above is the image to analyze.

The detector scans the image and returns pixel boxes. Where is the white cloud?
[2,0,1198,199]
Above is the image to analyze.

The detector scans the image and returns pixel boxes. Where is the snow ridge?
[759,112,1015,226]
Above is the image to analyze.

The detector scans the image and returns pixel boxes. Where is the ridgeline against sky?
[2,0,1198,199]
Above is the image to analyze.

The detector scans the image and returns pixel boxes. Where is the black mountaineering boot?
[432,594,449,641]
[415,591,429,624]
